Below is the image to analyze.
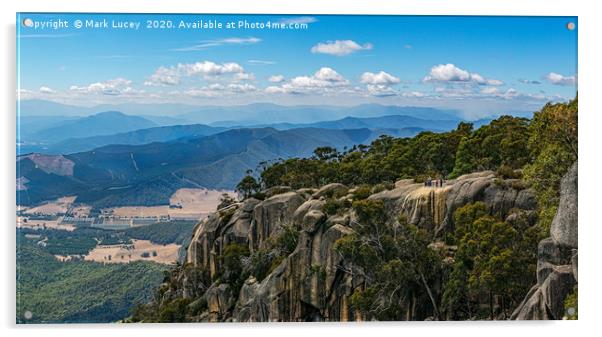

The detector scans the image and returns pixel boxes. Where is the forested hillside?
[16,241,168,323]
[132,98,577,322]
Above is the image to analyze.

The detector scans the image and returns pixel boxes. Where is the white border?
[2,1,600,337]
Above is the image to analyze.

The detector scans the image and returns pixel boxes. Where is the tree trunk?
[419,271,440,320]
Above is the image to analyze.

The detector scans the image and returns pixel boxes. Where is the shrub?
[273,225,299,255]
[249,249,273,282]
[510,180,527,190]
[351,184,373,201]
[219,207,236,224]
[158,298,190,322]
[496,164,521,179]
[188,297,208,316]
[220,243,251,297]
[323,198,347,216]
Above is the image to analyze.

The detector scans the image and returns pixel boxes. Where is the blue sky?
[17,13,577,118]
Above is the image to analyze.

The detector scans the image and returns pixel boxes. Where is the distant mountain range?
[17,127,421,207]
[16,101,504,208]
[179,103,462,125]
[18,100,469,154]
[18,110,464,155]
[36,124,228,155]
[26,111,158,143]
[19,99,462,122]
[229,114,464,131]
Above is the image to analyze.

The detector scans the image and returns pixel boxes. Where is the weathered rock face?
[369,171,537,235]
[551,162,578,248]
[175,171,540,322]
[512,162,578,320]
[186,198,261,275]
[249,192,306,250]
[233,223,357,322]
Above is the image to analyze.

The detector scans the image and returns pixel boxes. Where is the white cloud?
[227,83,257,93]
[277,16,317,25]
[480,87,499,94]
[264,86,287,94]
[424,63,471,82]
[312,67,347,82]
[234,73,255,81]
[310,40,373,56]
[268,75,285,83]
[289,68,348,88]
[264,67,350,95]
[17,88,35,99]
[185,83,257,97]
[474,87,549,102]
[144,61,250,86]
[401,91,426,98]
[493,88,546,101]
[485,79,504,86]
[172,37,261,51]
[144,66,180,86]
[39,86,55,94]
[360,71,401,97]
[501,88,519,98]
[178,61,244,77]
[360,71,400,85]
[69,78,139,96]
[248,59,276,65]
[423,63,503,86]
[366,85,397,97]
[545,72,577,86]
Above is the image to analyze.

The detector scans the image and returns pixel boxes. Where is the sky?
[16,13,578,119]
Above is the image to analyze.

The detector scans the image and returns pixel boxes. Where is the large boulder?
[511,285,551,320]
[263,186,293,198]
[512,264,575,320]
[249,192,306,250]
[312,183,348,199]
[301,210,326,233]
[369,171,536,235]
[443,172,536,233]
[369,183,451,232]
[292,199,326,224]
[551,162,578,248]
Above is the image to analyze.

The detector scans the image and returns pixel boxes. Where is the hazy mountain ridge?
[18,126,415,207]
[19,112,443,155]
[20,111,457,155]
[42,124,227,155]
[28,111,158,143]
[19,99,463,122]
[16,101,501,207]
